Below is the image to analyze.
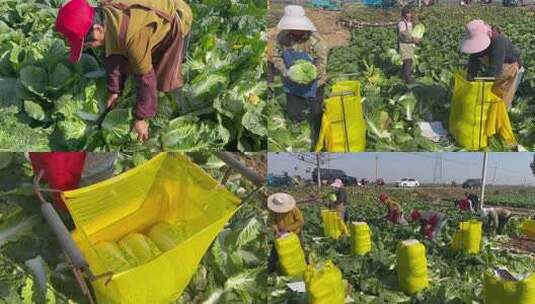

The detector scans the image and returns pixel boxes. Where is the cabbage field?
[268,186,535,303]
[267,6,535,152]
[0,0,267,152]
[0,153,268,303]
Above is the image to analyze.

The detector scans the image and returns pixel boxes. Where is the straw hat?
[277,5,317,32]
[267,193,296,213]
[330,178,343,188]
[460,20,491,54]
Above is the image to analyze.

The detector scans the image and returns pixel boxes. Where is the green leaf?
[23,100,46,121]
[19,65,48,94]
[49,63,72,89]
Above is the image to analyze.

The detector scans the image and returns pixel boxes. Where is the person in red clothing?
[379,192,408,225]
[54,0,192,141]
[410,209,447,241]
[457,193,474,212]
[29,152,116,211]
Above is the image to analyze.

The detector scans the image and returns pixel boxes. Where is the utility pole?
[480,152,489,210]
[492,166,497,183]
[375,154,379,180]
[316,153,321,191]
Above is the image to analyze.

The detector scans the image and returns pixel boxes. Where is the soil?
[497,236,535,254]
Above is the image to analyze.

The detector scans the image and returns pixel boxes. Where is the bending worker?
[410,209,447,240]
[267,193,305,274]
[481,207,512,235]
[460,19,523,107]
[379,192,408,225]
[271,5,328,148]
[55,0,192,141]
[397,7,421,84]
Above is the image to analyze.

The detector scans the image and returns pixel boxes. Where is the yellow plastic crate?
[64,153,240,304]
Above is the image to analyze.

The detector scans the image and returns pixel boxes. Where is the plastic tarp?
[315,81,366,152]
[275,232,307,278]
[321,209,349,240]
[449,72,515,150]
[64,153,241,304]
[484,271,535,304]
[451,220,482,254]
[350,222,371,256]
[304,260,345,304]
[396,239,428,295]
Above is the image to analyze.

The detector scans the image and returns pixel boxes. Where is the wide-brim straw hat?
[460,19,491,54]
[277,5,317,32]
[267,193,296,213]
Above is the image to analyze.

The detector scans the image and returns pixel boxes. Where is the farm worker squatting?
[329,178,348,222]
[271,5,328,149]
[460,19,523,107]
[379,192,408,225]
[397,7,421,85]
[54,0,192,141]
[410,209,448,241]
[267,193,305,274]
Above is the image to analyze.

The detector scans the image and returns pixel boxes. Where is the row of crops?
[0,0,267,152]
[268,186,535,303]
[0,153,268,303]
[268,6,535,152]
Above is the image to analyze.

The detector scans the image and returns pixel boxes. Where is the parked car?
[267,173,293,187]
[311,168,358,186]
[462,178,482,189]
[397,178,420,188]
[376,178,385,186]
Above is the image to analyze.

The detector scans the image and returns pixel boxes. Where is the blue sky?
[267,153,535,185]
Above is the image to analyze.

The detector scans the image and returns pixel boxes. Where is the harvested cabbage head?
[412,24,425,39]
[94,241,133,273]
[118,233,161,266]
[148,222,185,251]
[288,60,318,85]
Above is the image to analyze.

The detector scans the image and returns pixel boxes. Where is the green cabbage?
[94,241,133,273]
[148,222,185,251]
[118,233,161,266]
[412,24,425,39]
[288,60,318,85]
[328,193,337,203]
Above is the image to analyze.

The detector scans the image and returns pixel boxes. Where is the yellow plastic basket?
[63,153,241,304]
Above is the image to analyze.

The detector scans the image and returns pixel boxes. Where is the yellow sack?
[484,271,535,304]
[64,153,240,304]
[275,232,307,277]
[396,239,429,295]
[315,81,366,152]
[521,219,535,239]
[450,220,482,254]
[449,72,515,150]
[304,260,345,304]
[321,209,349,240]
[349,222,371,256]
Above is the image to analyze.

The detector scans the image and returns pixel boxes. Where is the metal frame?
[32,153,266,304]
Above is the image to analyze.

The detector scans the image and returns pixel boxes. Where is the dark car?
[311,168,358,186]
[462,179,482,189]
[267,173,293,187]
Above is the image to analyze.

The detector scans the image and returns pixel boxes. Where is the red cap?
[410,209,421,221]
[55,0,95,63]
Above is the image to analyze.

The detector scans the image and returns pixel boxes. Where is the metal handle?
[33,170,90,271]
[215,152,265,187]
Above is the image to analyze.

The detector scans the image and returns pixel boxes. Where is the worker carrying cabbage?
[379,192,408,225]
[481,207,512,235]
[54,0,192,141]
[460,20,524,107]
[328,179,348,222]
[398,7,423,84]
[410,209,447,241]
[271,5,328,149]
[267,193,305,274]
